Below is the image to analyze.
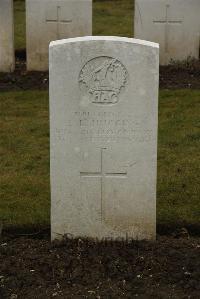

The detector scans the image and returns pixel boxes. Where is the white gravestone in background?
[0,0,15,72]
[134,0,200,65]
[26,0,92,71]
[50,36,159,241]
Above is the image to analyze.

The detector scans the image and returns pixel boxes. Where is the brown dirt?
[0,233,200,299]
[159,62,200,89]
[0,52,48,92]
[0,51,199,92]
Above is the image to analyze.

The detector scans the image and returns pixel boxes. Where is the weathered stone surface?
[134,0,200,65]
[26,0,92,71]
[50,36,159,241]
[0,0,15,72]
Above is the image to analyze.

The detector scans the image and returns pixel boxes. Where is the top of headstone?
[49,36,159,49]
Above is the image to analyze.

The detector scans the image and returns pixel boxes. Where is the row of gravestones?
[0,1,199,241]
[0,0,199,72]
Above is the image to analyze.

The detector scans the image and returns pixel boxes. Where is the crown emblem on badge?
[79,56,128,104]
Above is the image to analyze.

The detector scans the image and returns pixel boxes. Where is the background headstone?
[26,0,92,71]
[0,0,15,72]
[134,0,200,65]
[50,36,159,241]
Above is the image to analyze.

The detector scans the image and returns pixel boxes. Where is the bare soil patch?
[0,51,199,91]
[0,234,200,299]
[160,61,200,89]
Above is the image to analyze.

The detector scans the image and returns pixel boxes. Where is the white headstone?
[26,0,92,71]
[50,36,159,241]
[0,0,15,72]
[134,0,200,65]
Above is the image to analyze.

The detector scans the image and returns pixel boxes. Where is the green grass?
[14,0,26,50]
[0,91,50,227]
[0,90,200,228]
[157,90,200,226]
[93,0,134,37]
[14,0,134,50]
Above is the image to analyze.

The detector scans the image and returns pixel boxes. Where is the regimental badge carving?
[79,56,128,104]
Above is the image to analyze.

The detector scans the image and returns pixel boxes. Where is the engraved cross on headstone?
[80,148,127,221]
[153,4,182,52]
[46,6,72,39]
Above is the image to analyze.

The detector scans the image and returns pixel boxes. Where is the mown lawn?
[0,92,49,227]
[14,0,134,49]
[0,90,199,228]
